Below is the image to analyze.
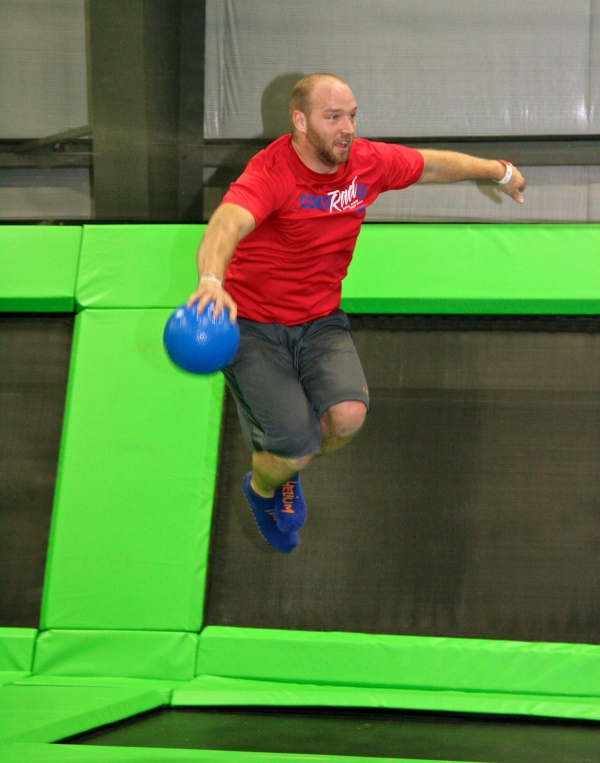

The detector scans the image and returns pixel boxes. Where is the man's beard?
[306,123,352,166]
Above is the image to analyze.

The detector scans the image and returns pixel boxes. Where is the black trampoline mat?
[205,316,600,642]
[62,706,600,762]
[0,314,73,627]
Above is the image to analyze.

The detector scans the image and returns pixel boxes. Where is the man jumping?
[187,72,526,553]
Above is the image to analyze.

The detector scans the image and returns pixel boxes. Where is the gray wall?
[0,0,87,138]
[0,0,89,219]
[205,0,600,139]
[2,1,599,221]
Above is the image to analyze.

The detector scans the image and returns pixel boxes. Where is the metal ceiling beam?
[1,135,598,171]
[202,136,600,170]
[12,126,91,153]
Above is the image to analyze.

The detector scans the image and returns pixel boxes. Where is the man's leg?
[222,320,326,550]
[251,451,312,498]
[225,312,369,546]
[251,399,367,496]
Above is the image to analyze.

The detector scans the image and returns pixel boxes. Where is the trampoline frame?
[2,222,600,761]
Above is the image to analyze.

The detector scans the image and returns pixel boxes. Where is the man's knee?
[321,400,367,440]
[261,451,314,473]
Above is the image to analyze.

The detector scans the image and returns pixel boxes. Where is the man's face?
[304,82,357,167]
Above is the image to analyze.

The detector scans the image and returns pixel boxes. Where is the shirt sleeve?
[222,152,285,227]
[372,142,424,193]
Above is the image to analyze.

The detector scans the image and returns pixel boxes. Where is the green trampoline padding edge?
[33,630,199,682]
[69,222,600,313]
[0,226,82,312]
[196,626,600,701]
[0,297,76,312]
[3,222,600,314]
[0,629,37,672]
[75,225,205,310]
[0,684,165,744]
[14,674,191,704]
[39,308,224,634]
[340,296,600,314]
[0,743,466,763]
[174,675,600,722]
[342,223,600,314]
[0,672,30,686]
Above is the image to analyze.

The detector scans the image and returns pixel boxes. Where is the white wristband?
[495,161,513,185]
[200,274,224,288]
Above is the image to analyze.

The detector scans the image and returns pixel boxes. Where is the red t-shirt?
[222,135,423,325]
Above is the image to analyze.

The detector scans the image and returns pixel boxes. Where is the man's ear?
[292,109,307,135]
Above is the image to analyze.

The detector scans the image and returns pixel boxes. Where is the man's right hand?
[186,279,238,322]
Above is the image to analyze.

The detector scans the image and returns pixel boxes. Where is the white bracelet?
[200,274,224,288]
[495,161,513,185]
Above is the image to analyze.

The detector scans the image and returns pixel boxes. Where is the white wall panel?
[0,0,88,138]
[0,169,90,218]
[366,167,594,222]
[586,167,600,220]
[205,0,595,139]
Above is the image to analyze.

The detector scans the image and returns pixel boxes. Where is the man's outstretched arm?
[186,202,256,320]
[417,150,526,204]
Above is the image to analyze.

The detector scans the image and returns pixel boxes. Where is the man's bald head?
[289,73,350,129]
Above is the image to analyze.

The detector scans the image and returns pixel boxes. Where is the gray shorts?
[222,309,370,458]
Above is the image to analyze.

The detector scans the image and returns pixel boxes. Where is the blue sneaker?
[274,474,307,533]
[242,473,299,554]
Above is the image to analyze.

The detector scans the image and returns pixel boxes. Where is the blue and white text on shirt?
[299,176,367,213]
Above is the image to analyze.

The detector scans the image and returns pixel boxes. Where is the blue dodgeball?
[163,302,240,374]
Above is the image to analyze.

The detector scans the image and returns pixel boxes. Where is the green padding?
[197,627,600,698]
[342,223,600,313]
[77,223,600,314]
[41,309,224,631]
[0,672,30,686]
[0,684,164,743]
[15,675,192,704]
[1,745,451,763]
[0,628,37,671]
[76,225,204,309]
[33,630,197,682]
[174,675,600,722]
[0,226,81,311]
